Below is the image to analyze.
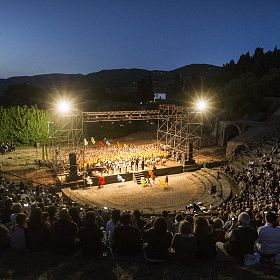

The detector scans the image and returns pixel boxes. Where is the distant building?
[154,92,166,101]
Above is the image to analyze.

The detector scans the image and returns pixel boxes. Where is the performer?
[152,164,157,177]
[164,175,169,187]
[141,158,145,170]
[98,176,105,189]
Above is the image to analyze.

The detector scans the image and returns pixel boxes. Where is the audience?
[9,213,28,251]
[28,207,51,251]
[51,208,78,254]
[216,212,258,260]
[112,212,142,257]
[143,217,173,261]
[171,221,196,263]
[79,211,105,257]
[256,211,280,258]
[193,216,216,261]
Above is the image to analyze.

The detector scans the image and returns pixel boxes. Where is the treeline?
[0,106,48,144]
[220,47,280,118]
[167,47,280,119]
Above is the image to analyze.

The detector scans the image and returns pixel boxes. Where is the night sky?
[1,0,280,78]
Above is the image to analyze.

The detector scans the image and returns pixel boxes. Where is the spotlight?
[195,99,208,111]
[57,100,72,113]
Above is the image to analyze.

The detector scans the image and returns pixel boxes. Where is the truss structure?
[47,105,202,172]
[48,110,84,168]
[83,110,159,122]
[157,104,203,162]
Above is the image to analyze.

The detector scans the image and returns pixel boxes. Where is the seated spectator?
[105,209,120,245]
[1,197,13,224]
[171,221,196,263]
[79,211,105,256]
[112,212,142,257]
[28,207,51,251]
[69,206,82,227]
[256,211,280,258]
[162,210,174,233]
[131,209,146,235]
[194,216,216,261]
[9,213,28,250]
[143,217,173,261]
[51,208,79,253]
[0,223,10,251]
[216,212,258,260]
[212,218,225,243]
[10,203,22,226]
[47,205,57,224]
[173,214,184,233]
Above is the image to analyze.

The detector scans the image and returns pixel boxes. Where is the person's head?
[29,207,43,229]
[238,212,250,226]
[213,218,224,231]
[120,212,131,226]
[185,215,194,225]
[265,211,278,228]
[179,221,192,235]
[153,217,167,232]
[4,197,13,209]
[69,207,80,222]
[175,214,184,223]
[59,208,71,221]
[16,213,26,226]
[133,210,141,220]
[84,211,96,226]
[12,203,22,214]
[162,210,169,218]
[111,209,121,224]
[193,216,209,238]
[47,205,57,218]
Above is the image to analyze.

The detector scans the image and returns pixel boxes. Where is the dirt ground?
[66,173,200,212]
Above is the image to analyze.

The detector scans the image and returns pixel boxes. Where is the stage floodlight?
[195,99,208,111]
[57,100,71,114]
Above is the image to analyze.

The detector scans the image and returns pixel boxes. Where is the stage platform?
[60,160,202,189]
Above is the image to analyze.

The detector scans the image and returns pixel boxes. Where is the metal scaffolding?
[83,110,160,122]
[47,105,202,172]
[157,104,203,163]
[48,110,84,169]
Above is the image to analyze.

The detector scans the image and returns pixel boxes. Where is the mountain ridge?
[0,64,221,91]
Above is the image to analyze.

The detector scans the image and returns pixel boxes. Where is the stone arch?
[223,124,241,146]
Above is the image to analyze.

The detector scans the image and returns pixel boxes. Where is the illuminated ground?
[63,169,231,213]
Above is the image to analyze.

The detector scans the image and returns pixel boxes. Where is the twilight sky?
[1,0,280,78]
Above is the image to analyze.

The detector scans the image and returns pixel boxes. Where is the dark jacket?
[79,224,104,256]
[196,233,216,261]
[224,226,258,259]
[171,233,196,263]
[28,222,51,251]
[143,228,172,260]
[51,219,78,253]
[112,225,142,256]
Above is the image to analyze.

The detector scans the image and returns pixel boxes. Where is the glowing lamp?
[57,100,71,113]
[196,100,208,111]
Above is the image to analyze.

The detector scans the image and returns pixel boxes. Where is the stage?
[62,168,232,213]
[60,159,200,188]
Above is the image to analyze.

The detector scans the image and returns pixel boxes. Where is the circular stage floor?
[63,170,228,213]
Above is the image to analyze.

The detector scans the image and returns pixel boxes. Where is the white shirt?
[256,223,280,254]
[106,220,117,241]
